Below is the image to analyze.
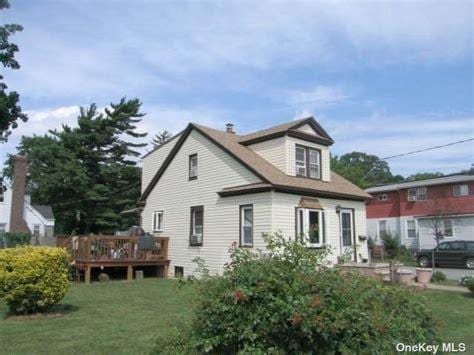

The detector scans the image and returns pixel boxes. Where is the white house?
[139,118,370,277]
[0,156,55,246]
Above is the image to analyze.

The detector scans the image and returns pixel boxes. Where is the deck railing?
[57,235,169,263]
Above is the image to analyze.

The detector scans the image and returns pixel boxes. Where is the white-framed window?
[406,220,417,239]
[378,220,388,237]
[443,219,454,237]
[378,194,388,201]
[297,208,324,247]
[240,205,253,247]
[190,206,204,246]
[453,184,469,197]
[295,146,307,176]
[308,149,320,179]
[0,223,6,234]
[408,187,427,201]
[189,154,198,180]
[153,210,164,232]
[295,145,321,179]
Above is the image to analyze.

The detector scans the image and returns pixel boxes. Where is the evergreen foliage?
[3,98,147,234]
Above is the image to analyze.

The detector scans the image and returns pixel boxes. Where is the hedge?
[0,246,70,314]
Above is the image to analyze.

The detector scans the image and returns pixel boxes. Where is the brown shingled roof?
[139,119,369,203]
[237,116,334,146]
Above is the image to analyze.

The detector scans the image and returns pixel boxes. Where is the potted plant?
[416,268,433,284]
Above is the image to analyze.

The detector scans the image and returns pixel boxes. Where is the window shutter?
[322,212,326,244]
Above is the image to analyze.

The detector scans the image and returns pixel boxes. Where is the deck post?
[127,265,133,281]
[85,265,91,284]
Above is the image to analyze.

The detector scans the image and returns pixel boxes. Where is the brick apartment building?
[365,175,474,250]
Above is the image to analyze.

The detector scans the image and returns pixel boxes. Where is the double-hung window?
[406,220,416,239]
[295,145,321,179]
[453,184,469,197]
[190,206,204,246]
[189,154,198,180]
[443,219,454,237]
[408,187,427,201]
[240,205,253,247]
[295,146,307,176]
[153,211,163,232]
[296,208,324,247]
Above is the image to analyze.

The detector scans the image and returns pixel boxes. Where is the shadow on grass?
[4,303,79,321]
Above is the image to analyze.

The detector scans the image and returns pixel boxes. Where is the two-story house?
[0,155,55,246]
[366,175,474,250]
[139,117,370,276]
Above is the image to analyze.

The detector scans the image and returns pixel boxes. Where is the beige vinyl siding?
[141,135,180,193]
[247,136,287,173]
[285,136,331,181]
[295,123,322,136]
[141,129,271,276]
[270,192,368,264]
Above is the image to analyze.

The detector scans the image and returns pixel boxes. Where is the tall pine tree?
[4,98,147,234]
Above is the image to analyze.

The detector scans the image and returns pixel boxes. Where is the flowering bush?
[0,246,70,314]
[155,233,438,354]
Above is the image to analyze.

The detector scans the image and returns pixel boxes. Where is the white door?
[340,209,355,261]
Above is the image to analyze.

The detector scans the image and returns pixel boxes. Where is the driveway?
[405,266,474,281]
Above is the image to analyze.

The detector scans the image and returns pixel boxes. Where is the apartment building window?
[153,211,163,232]
[408,187,427,201]
[453,184,469,197]
[443,220,454,237]
[379,220,388,237]
[295,145,321,179]
[406,220,416,239]
[189,154,198,180]
[378,194,388,201]
[297,208,324,247]
[190,206,204,246]
[240,205,253,247]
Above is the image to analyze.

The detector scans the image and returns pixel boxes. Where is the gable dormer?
[240,117,333,182]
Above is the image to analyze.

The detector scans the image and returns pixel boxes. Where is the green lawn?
[0,279,194,355]
[0,280,473,354]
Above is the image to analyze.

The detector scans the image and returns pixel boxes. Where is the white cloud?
[288,86,349,107]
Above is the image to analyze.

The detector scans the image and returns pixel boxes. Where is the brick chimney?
[225,123,235,134]
[9,155,30,233]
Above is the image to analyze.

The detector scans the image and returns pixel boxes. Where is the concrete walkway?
[412,282,471,293]
[405,266,473,281]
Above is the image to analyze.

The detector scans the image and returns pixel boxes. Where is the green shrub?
[380,232,400,258]
[156,233,438,354]
[431,271,447,283]
[466,278,474,294]
[0,246,70,314]
[2,232,31,247]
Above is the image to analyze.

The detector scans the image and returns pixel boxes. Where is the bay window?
[296,208,324,247]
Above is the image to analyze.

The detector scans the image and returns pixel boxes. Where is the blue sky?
[1,0,473,176]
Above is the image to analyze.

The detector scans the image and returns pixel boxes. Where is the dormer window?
[295,145,320,179]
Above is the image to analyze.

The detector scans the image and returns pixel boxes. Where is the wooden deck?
[57,235,170,283]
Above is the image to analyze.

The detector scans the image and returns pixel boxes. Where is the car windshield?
[436,243,451,250]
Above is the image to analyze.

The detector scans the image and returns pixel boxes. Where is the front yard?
[0,279,473,354]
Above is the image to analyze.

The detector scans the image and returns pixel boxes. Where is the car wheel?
[466,258,474,269]
[418,256,430,268]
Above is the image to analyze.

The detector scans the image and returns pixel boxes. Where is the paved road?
[405,266,474,281]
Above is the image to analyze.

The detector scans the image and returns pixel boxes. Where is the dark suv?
[416,241,474,269]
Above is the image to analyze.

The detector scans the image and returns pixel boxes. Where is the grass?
[0,280,473,354]
[424,290,474,349]
[0,279,194,355]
